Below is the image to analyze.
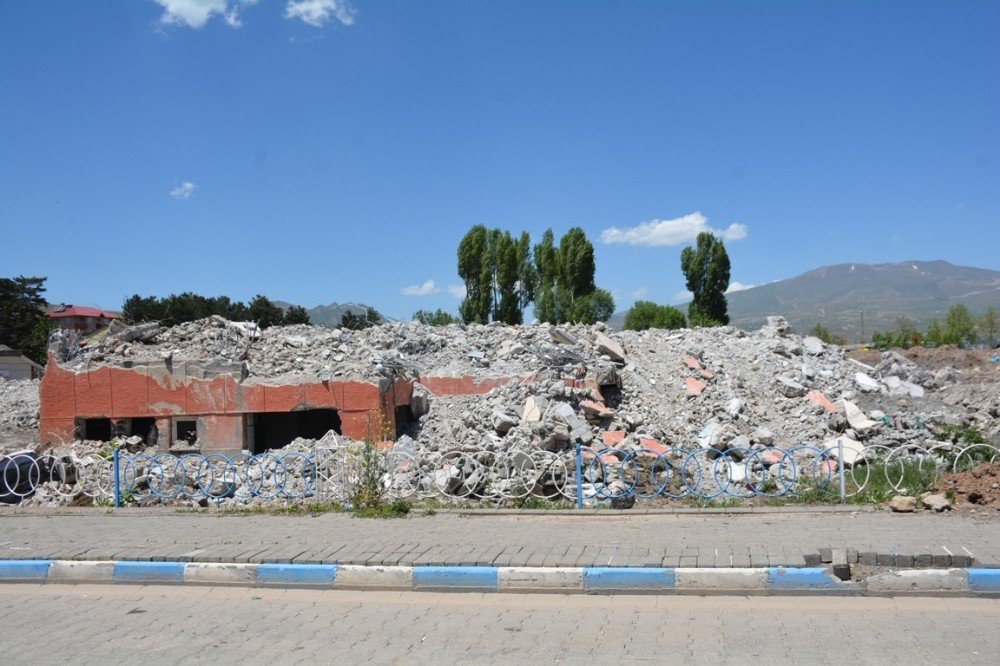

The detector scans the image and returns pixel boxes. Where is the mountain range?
[706,260,999,340]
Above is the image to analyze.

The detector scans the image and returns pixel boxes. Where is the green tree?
[457,225,492,324]
[0,276,48,353]
[944,303,977,346]
[21,316,57,365]
[557,227,596,299]
[340,308,379,330]
[680,233,731,326]
[247,295,285,329]
[979,307,999,347]
[808,323,845,345]
[283,305,311,325]
[458,226,536,324]
[894,316,922,349]
[532,229,559,323]
[530,227,613,324]
[494,232,522,324]
[925,319,944,346]
[623,301,687,331]
[413,309,459,326]
[571,288,616,325]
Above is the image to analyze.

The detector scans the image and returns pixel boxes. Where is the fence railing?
[2,441,997,507]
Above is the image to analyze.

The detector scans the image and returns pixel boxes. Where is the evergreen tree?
[680,232,731,326]
[283,305,311,325]
[247,295,285,329]
[0,276,48,353]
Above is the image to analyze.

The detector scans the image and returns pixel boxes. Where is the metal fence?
[2,441,997,507]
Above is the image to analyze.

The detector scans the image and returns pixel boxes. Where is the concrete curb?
[1,560,998,596]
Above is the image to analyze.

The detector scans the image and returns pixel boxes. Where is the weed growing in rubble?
[350,413,394,513]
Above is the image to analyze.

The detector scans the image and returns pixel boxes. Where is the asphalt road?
[1,585,998,665]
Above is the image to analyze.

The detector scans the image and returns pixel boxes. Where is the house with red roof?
[45,304,118,333]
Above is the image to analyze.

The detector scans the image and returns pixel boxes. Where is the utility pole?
[860,309,865,343]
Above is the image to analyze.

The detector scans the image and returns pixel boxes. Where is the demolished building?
[38,316,613,454]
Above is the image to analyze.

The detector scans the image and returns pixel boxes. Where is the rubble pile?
[26,315,1000,460]
[0,378,40,448]
[403,316,973,461]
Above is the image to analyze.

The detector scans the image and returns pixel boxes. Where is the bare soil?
[934,463,1000,508]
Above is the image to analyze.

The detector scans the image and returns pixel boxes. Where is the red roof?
[46,306,118,319]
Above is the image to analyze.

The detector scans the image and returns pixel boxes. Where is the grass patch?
[352,499,412,519]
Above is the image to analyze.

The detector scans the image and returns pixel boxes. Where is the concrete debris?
[888,495,917,512]
[0,378,40,450]
[594,332,625,362]
[921,493,952,512]
[842,400,878,431]
[855,373,881,392]
[776,376,807,398]
[802,336,825,355]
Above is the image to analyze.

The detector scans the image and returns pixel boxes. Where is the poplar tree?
[680,232,731,326]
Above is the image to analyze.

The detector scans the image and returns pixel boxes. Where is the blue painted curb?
[967,569,1000,592]
[113,561,186,584]
[1,561,998,596]
[412,566,498,590]
[0,559,51,581]
[257,563,337,587]
[583,567,676,592]
[767,567,840,590]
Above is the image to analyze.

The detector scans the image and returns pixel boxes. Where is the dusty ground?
[850,345,1000,377]
[935,462,1000,508]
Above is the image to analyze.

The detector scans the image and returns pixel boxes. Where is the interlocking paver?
[2,586,998,664]
[3,509,1000,571]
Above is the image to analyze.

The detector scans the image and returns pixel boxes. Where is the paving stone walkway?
[3,586,999,664]
[2,508,999,568]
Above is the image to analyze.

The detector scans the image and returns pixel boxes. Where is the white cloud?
[672,290,693,303]
[154,0,258,29]
[726,281,757,293]
[627,287,649,299]
[600,212,748,247]
[446,284,467,299]
[169,181,197,200]
[401,280,440,297]
[285,0,357,27]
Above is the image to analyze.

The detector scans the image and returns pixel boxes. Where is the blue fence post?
[113,448,121,508]
[575,442,583,510]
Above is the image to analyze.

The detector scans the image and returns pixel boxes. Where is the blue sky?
[1,0,997,319]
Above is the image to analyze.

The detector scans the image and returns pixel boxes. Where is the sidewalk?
[2,508,999,568]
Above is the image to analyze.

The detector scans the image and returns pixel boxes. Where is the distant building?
[0,345,43,380]
[45,304,118,333]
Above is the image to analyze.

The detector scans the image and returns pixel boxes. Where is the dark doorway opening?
[129,417,157,442]
[249,409,341,454]
[394,405,413,438]
[78,418,112,442]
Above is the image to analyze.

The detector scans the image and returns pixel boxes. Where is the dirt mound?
[933,463,1000,508]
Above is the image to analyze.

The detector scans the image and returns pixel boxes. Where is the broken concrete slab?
[854,372,881,392]
[594,332,625,362]
[802,336,824,355]
[776,377,807,398]
[842,400,877,431]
